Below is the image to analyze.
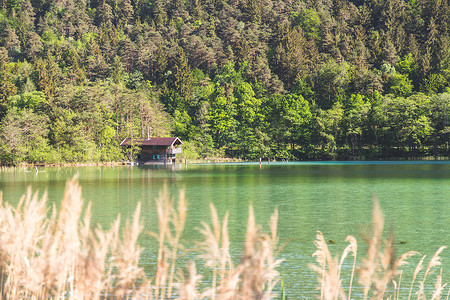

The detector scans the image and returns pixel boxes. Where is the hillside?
[0,0,449,164]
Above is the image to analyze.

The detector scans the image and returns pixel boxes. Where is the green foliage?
[173,109,195,139]
[421,73,447,94]
[396,54,418,76]
[178,140,201,160]
[389,73,414,97]
[171,46,193,103]
[7,91,46,111]
[0,0,449,163]
[0,108,51,165]
[315,60,349,109]
[292,77,314,100]
[344,94,365,111]
[272,23,308,89]
[208,95,238,146]
[314,103,344,158]
[0,47,17,117]
[295,8,321,41]
[241,0,262,23]
[263,93,312,157]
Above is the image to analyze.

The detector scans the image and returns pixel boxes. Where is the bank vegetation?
[1,0,450,164]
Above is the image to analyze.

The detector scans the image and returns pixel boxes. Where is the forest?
[0,0,449,164]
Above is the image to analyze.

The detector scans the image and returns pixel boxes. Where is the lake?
[0,161,449,298]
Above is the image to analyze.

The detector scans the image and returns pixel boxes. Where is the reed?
[196,204,282,299]
[0,177,283,299]
[310,230,346,299]
[0,176,145,299]
[0,177,447,299]
[310,195,447,300]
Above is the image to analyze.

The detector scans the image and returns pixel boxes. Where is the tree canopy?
[0,0,449,164]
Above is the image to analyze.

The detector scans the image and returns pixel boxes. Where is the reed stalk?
[0,177,447,299]
[0,177,144,299]
[310,196,440,300]
[151,186,187,299]
[343,235,357,300]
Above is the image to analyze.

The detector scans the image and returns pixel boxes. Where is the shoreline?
[1,155,449,169]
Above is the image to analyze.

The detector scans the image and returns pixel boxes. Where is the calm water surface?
[0,161,449,298]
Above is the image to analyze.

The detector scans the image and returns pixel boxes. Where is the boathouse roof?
[120,137,183,147]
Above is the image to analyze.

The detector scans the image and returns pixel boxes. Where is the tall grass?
[0,176,145,299]
[309,196,448,300]
[0,177,282,299]
[0,177,447,299]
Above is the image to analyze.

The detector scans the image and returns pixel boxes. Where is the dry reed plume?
[0,176,144,299]
[310,196,448,300]
[0,177,447,299]
[197,204,283,299]
[0,177,282,299]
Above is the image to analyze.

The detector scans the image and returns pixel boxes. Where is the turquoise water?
[0,161,449,298]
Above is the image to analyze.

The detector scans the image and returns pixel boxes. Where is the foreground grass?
[0,177,447,299]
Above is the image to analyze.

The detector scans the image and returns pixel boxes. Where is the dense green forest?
[0,0,449,164]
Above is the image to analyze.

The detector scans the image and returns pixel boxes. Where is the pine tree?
[272,23,308,90]
[190,0,206,20]
[16,0,36,45]
[241,0,262,24]
[117,0,134,28]
[0,47,17,118]
[172,46,193,101]
[95,0,113,27]
[33,57,60,99]
[425,17,440,71]
[3,27,21,57]
[153,45,168,85]
[234,37,251,68]
[153,0,168,26]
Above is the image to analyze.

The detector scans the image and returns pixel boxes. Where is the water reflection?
[0,161,449,298]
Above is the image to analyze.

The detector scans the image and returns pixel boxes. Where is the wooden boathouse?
[120,137,183,164]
